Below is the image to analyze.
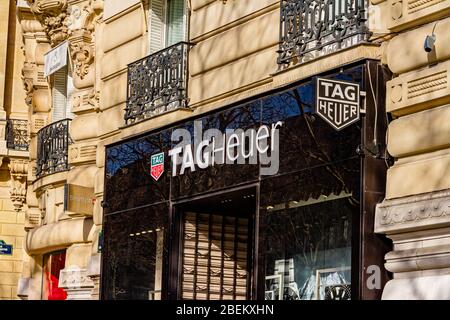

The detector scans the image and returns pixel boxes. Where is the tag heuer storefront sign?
[316,78,360,131]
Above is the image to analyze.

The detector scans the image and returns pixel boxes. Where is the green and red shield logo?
[151,152,164,181]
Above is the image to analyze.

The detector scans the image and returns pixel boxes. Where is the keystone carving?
[27,0,69,46]
[9,160,29,212]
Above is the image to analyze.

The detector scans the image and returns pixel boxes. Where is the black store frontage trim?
[100,60,392,300]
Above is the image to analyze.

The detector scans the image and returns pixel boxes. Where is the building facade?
[3,0,449,300]
[0,0,29,300]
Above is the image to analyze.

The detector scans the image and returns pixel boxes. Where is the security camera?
[424,34,436,52]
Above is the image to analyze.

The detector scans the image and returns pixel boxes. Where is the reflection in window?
[102,204,168,300]
[264,195,354,300]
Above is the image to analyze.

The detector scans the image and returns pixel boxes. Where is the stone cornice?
[375,190,450,234]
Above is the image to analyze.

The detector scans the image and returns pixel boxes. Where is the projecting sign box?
[64,184,95,216]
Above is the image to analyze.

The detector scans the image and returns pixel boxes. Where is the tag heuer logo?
[316,78,360,131]
[150,152,164,181]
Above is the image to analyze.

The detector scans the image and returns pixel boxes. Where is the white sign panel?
[44,41,68,77]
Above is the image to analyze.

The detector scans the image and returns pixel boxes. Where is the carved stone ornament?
[27,0,69,46]
[9,160,29,211]
[59,266,94,289]
[22,77,34,108]
[375,190,450,234]
[67,1,103,80]
[70,37,94,80]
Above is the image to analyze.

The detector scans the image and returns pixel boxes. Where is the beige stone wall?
[0,0,29,300]
[374,0,450,299]
[0,164,26,300]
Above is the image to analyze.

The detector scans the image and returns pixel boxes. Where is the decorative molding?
[9,160,29,212]
[25,208,42,230]
[69,31,94,80]
[69,141,97,165]
[67,0,103,81]
[386,60,450,115]
[72,89,100,113]
[375,190,450,234]
[27,0,69,46]
[59,266,94,289]
[388,0,450,32]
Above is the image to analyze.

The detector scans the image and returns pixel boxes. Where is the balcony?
[277,0,370,66]
[36,119,71,178]
[125,42,190,125]
[6,119,29,151]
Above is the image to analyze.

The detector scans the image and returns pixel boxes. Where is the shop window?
[148,0,187,53]
[42,250,67,300]
[101,203,168,300]
[52,65,74,122]
[262,190,356,300]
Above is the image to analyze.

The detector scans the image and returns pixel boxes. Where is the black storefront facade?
[100,61,392,300]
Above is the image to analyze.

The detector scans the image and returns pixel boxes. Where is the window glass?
[42,250,67,300]
[166,0,186,46]
[261,163,359,300]
[101,203,168,300]
[105,130,172,213]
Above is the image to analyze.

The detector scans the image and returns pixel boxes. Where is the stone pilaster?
[375,189,450,299]
[59,266,94,300]
[87,254,101,300]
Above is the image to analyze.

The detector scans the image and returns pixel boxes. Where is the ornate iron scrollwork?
[125,42,191,125]
[36,119,72,178]
[6,119,29,151]
[278,0,370,66]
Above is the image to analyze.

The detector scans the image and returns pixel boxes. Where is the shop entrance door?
[177,187,256,300]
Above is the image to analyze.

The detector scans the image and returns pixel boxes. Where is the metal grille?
[36,119,71,178]
[125,42,190,125]
[277,0,370,66]
[6,119,29,151]
[181,213,249,300]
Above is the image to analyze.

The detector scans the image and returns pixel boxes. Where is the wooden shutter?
[52,66,68,122]
[65,72,75,119]
[181,213,249,300]
[166,0,186,46]
[149,0,167,53]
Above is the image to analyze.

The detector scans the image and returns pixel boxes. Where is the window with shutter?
[66,72,75,119]
[148,0,186,53]
[52,66,68,122]
[52,64,74,122]
[149,0,166,53]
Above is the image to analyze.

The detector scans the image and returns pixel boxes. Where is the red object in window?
[46,272,68,300]
[44,251,68,300]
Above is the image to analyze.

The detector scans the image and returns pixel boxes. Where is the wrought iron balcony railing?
[277,0,370,66]
[36,119,71,178]
[125,42,191,125]
[6,119,29,151]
